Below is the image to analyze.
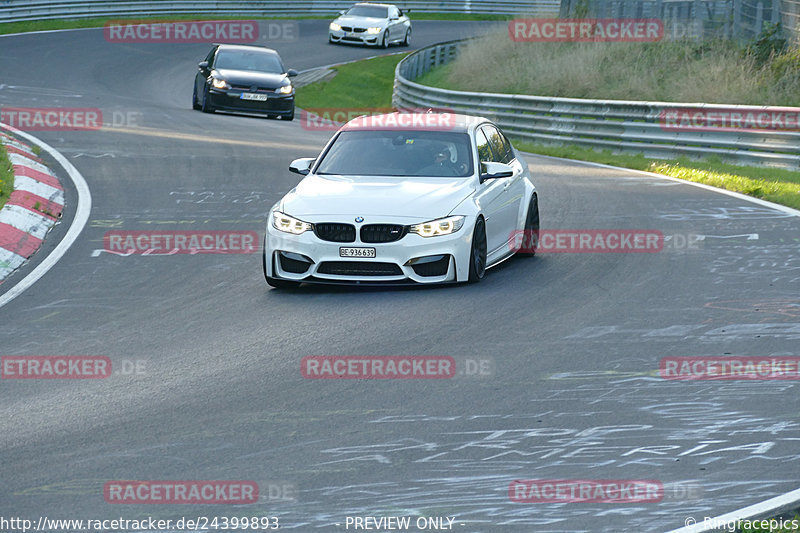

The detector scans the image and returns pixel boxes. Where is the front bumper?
[208,88,294,116]
[264,217,473,285]
[328,29,381,46]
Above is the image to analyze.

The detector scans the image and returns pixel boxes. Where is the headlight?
[211,77,230,90]
[409,216,465,237]
[272,212,312,235]
[366,27,383,34]
[276,84,292,94]
[330,22,342,31]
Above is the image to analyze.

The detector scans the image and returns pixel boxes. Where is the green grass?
[416,63,456,89]
[0,142,14,212]
[515,142,800,210]
[296,53,407,110]
[419,33,800,106]
[0,13,502,36]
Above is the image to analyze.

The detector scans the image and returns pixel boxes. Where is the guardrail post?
[734,0,742,36]
[755,1,764,32]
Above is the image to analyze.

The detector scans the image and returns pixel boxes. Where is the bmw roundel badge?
[355,216,364,223]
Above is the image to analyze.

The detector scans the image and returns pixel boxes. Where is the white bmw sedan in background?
[263,112,539,288]
[328,2,412,47]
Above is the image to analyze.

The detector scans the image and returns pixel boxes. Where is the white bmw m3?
[263,112,539,288]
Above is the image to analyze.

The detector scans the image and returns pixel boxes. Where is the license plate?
[240,93,267,101]
[340,247,376,258]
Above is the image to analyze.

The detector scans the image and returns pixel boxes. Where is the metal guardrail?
[0,0,560,23]
[782,0,800,43]
[392,40,800,169]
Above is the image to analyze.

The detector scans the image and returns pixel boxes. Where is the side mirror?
[338,10,345,15]
[289,157,315,176]
[198,61,209,69]
[287,68,299,77]
[390,16,399,21]
[480,161,514,183]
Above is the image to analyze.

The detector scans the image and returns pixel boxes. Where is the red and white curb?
[0,131,65,282]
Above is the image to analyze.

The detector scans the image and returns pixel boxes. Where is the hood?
[334,15,386,27]
[213,69,287,89]
[281,174,475,220]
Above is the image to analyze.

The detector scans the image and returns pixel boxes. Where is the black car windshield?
[214,49,284,73]
[315,131,474,178]
[345,5,389,17]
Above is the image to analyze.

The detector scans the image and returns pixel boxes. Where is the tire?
[192,84,201,110]
[380,30,388,48]
[328,34,335,44]
[263,245,300,289]
[520,194,540,257]
[468,217,487,283]
[401,28,411,47]
[201,85,215,113]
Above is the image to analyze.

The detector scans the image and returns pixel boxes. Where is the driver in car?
[417,146,458,176]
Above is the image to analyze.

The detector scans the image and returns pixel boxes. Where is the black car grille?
[317,261,403,277]
[230,84,273,92]
[340,26,366,33]
[360,224,407,243]
[314,223,356,243]
[410,255,451,277]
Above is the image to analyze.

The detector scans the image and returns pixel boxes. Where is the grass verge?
[0,142,14,212]
[296,53,408,110]
[416,32,800,106]
[0,13,502,36]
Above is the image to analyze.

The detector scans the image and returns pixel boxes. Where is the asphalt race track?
[1,19,799,533]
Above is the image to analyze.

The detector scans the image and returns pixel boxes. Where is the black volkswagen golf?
[193,44,298,120]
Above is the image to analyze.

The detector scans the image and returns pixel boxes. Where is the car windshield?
[345,5,389,18]
[214,49,284,74]
[315,130,474,177]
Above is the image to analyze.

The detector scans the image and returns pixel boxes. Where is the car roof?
[340,112,489,133]
[352,2,396,8]
[215,44,280,56]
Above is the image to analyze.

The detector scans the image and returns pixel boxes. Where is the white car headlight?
[272,212,312,235]
[276,84,292,94]
[409,216,465,237]
[366,26,383,34]
[330,22,342,31]
[211,77,230,90]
